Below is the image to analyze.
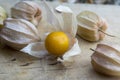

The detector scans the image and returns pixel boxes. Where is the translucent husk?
[21,1,81,67]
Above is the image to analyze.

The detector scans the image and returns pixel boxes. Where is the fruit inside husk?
[45,31,69,56]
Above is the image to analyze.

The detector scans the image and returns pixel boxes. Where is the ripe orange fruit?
[45,31,69,56]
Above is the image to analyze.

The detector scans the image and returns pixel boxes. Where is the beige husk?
[0,6,7,28]
[77,11,108,42]
[18,1,80,66]
[11,1,42,26]
[91,43,120,76]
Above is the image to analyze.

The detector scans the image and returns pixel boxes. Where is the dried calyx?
[0,6,7,28]
[0,18,40,50]
[20,1,81,67]
[91,44,120,76]
[77,10,108,42]
[11,1,42,26]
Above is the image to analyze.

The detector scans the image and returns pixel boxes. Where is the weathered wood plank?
[0,0,120,80]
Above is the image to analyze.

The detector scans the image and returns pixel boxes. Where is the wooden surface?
[0,0,120,80]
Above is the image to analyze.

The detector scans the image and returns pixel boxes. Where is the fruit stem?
[49,56,63,65]
[98,29,116,37]
[59,56,63,60]
[90,48,95,52]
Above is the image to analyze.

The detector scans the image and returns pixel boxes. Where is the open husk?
[11,1,42,26]
[77,11,108,42]
[91,43,120,76]
[21,1,81,67]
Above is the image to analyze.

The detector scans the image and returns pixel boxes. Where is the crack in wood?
[10,58,16,61]
[49,61,61,65]
[0,72,7,74]
[20,62,33,66]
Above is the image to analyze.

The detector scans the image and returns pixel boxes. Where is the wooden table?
[0,0,120,80]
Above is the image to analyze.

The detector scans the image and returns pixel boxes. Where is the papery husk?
[21,42,48,58]
[0,18,40,50]
[77,11,108,42]
[0,6,7,28]
[55,5,73,13]
[11,1,42,26]
[21,1,81,67]
[91,43,120,76]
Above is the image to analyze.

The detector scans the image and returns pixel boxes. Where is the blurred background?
[45,0,120,5]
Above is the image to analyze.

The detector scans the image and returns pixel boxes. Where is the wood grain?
[0,0,120,80]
